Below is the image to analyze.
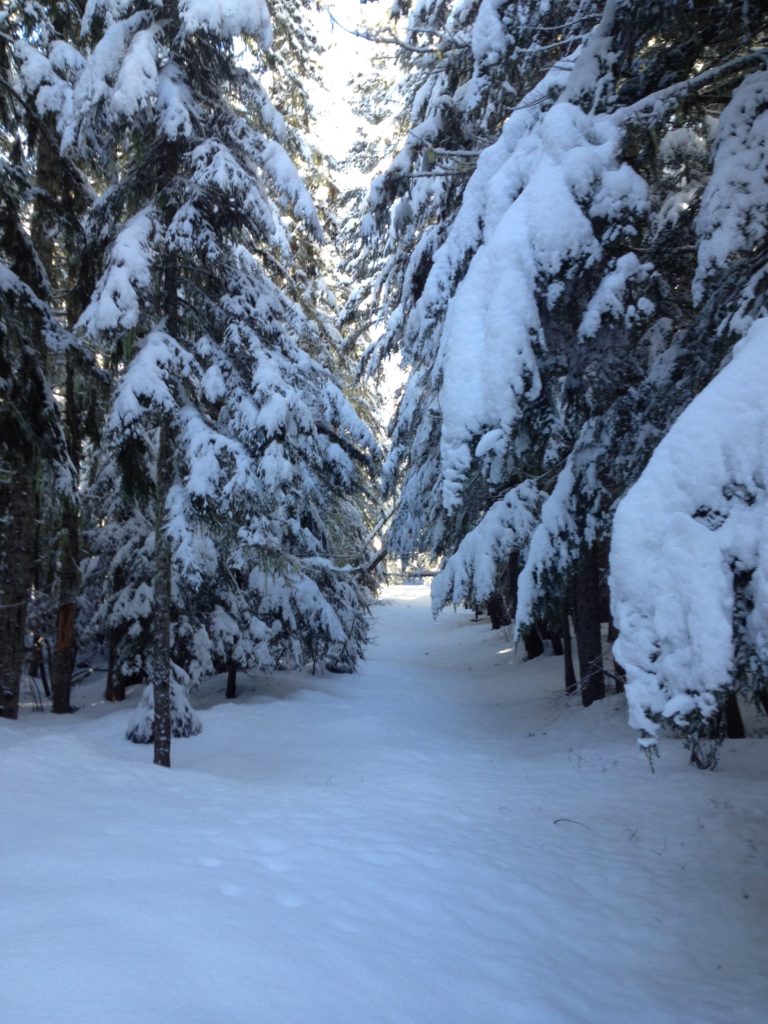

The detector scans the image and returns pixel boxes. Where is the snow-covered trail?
[1,586,766,1023]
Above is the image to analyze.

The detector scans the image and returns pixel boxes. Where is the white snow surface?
[2,585,766,1024]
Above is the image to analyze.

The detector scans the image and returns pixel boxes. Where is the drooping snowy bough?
[610,318,768,766]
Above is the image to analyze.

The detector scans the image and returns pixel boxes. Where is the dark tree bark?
[523,627,544,661]
[0,469,36,719]
[104,629,119,701]
[32,111,87,716]
[562,607,578,695]
[51,599,77,713]
[150,131,183,767]
[722,692,745,739]
[51,359,82,713]
[573,547,605,706]
[487,591,510,630]
[104,630,132,702]
[0,598,26,720]
[226,662,238,699]
[151,421,173,768]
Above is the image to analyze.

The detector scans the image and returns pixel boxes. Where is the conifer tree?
[57,0,378,764]
[363,0,768,720]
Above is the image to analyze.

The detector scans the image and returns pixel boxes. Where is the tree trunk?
[0,594,27,720]
[0,471,36,719]
[151,140,183,766]
[487,591,510,630]
[722,692,745,739]
[226,662,237,699]
[523,627,544,661]
[51,600,77,713]
[573,547,605,706]
[104,633,131,701]
[562,607,578,695]
[51,358,82,713]
[105,629,119,701]
[33,109,76,714]
[151,422,173,768]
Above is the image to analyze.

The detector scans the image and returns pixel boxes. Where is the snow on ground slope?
[1,585,766,1024]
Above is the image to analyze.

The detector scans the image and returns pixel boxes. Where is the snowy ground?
[2,585,766,1024]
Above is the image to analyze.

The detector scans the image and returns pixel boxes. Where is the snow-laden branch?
[613,48,768,125]
[325,9,466,56]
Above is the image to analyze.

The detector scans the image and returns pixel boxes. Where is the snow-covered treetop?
[57,0,381,688]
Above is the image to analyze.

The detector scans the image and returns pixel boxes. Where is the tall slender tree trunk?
[51,493,79,713]
[51,597,76,712]
[0,464,36,719]
[151,421,173,767]
[105,627,119,701]
[573,546,605,706]
[33,114,84,715]
[150,124,184,766]
[51,353,82,712]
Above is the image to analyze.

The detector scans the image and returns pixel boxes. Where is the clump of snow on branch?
[78,210,157,336]
[179,0,273,48]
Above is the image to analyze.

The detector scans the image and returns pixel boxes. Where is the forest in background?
[2,0,767,769]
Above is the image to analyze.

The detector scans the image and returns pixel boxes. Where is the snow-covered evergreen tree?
[48,0,380,764]
[363,0,768,718]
